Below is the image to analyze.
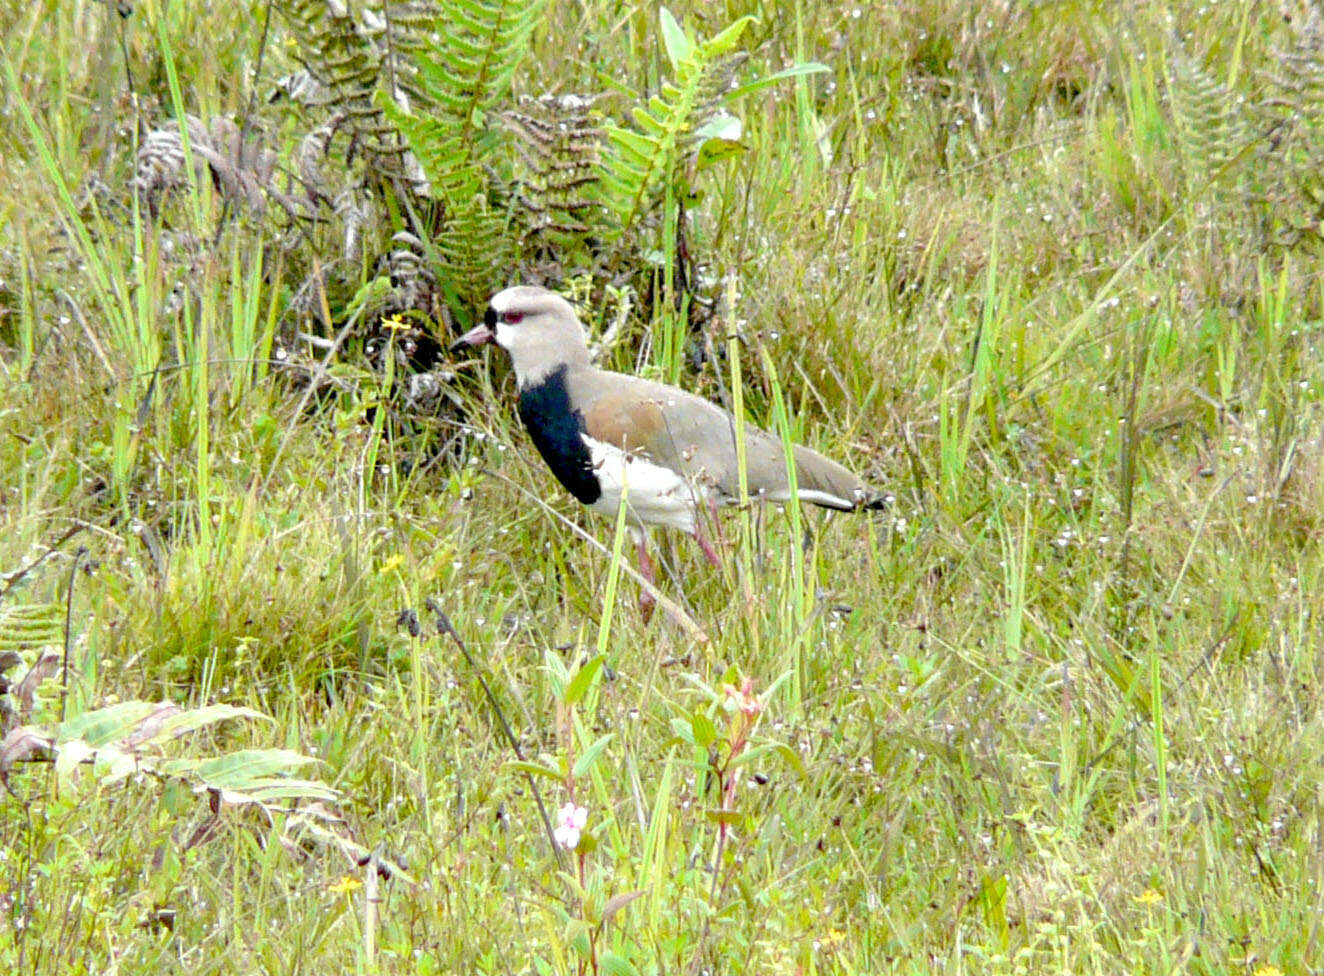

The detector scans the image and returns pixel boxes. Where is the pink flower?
[722,678,762,717]
[554,802,588,850]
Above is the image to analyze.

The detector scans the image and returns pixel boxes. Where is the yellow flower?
[1253,965,1283,976]
[328,875,363,897]
[1132,887,1163,905]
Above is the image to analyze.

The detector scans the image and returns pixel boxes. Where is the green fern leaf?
[503,94,608,246]
[1258,11,1324,240]
[381,0,550,291]
[1170,48,1249,186]
[0,603,64,655]
[596,12,755,239]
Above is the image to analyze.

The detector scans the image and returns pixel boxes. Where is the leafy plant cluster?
[0,602,354,959]
[115,1,820,489]
[137,2,811,326]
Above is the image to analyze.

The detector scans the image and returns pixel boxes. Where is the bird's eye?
[501,311,524,325]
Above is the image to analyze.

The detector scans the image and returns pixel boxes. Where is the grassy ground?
[3,0,1324,972]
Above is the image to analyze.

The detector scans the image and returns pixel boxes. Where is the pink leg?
[634,529,657,621]
[694,494,724,568]
[708,495,727,546]
[693,526,722,568]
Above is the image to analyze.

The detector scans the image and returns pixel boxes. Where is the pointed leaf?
[543,650,572,698]
[727,741,807,779]
[572,733,614,778]
[57,701,161,747]
[700,15,755,58]
[507,759,566,781]
[599,954,642,976]
[216,779,339,805]
[119,704,182,748]
[726,62,829,102]
[602,888,648,922]
[668,717,694,746]
[190,749,320,788]
[564,655,605,706]
[153,704,269,741]
[659,8,694,72]
[693,137,747,173]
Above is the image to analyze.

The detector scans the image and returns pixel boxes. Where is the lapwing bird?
[451,285,884,615]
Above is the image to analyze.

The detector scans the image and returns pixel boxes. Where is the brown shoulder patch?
[583,392,668,455]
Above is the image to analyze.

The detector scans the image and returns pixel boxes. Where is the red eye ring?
[501,311,524,325]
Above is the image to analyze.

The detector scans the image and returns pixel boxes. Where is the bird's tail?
[789,443,887,512]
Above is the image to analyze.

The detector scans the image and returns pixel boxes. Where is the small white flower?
[554,803,588,850]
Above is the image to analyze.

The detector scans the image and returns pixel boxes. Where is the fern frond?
[387,0,549,149]
[0,604,63,658]
[379,0,550,294]
[1258,11,1324,238]
[503,94,607,244]
[597,13,753,239]
[434,195,512,282]
[1169,48,1249,186]
[276,0,429,188]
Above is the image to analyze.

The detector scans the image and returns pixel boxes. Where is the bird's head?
[450,286,590,387]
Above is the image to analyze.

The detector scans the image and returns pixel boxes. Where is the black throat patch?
[517,366,602,505]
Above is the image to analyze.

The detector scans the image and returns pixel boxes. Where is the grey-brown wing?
[574,368,869,508]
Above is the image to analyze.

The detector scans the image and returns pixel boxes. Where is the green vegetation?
[3,0,1323,972]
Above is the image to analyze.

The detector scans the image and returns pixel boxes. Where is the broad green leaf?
[693,137,747,173]
[690,711,717,749]
[58,701,162,747]
[217,780,340,805]
[599,953,642,976]
[668,717,694,745]
[153,704,269,741]
[156,756,202,776]
[190,749,320,788]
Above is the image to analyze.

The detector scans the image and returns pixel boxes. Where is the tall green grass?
[3,0,1324,972]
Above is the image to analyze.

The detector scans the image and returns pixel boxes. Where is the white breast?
[582,435,701,534]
